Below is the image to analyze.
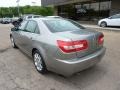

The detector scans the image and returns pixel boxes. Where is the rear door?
[21,20,40,55]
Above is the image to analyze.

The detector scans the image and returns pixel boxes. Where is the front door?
[13,21,28,48]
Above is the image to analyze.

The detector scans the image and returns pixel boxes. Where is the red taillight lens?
[98,34,104,45]
[57,40,88,53]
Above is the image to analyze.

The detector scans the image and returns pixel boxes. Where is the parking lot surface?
[0,24,120,90]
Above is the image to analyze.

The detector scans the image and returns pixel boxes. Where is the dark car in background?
[12,14,42,26]
[0,18,2,23]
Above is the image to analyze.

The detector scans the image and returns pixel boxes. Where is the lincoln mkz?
[10,18,106,76]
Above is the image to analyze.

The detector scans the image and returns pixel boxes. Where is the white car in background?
[98,14,120,27]
[1,18,12,24]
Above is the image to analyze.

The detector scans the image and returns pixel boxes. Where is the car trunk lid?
[55,29,103,58]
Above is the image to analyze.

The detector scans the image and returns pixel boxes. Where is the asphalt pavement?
[0,24,120,90]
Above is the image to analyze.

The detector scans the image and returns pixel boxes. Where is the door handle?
[30,37,34,40]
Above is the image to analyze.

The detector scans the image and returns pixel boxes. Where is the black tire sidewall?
[33,50,47,74]
[10,36,17,48]
[100,22,107,27]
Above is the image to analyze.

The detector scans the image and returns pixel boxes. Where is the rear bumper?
[52,47,106,76]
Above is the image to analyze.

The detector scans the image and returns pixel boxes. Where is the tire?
[33,50,47,74]
[10,36,18,48]
[100,22,107,27]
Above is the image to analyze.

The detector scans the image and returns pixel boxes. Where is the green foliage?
[0,6,54,18]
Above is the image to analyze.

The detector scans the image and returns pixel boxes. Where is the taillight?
[57,40,88,53]
[98,34,104,45]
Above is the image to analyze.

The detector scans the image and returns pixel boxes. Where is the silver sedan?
[10,18,106,76]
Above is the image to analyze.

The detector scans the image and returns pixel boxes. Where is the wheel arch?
[32,47,47,63]
[32,48,38,57]
[100,21,107,27]
[32,47,48,69]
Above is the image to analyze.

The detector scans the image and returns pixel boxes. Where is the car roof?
[21,15,42,18]
[46,16,61,17]
[28,17,64,22]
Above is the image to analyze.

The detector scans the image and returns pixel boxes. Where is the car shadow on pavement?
[43,63,107,89]
[0,47,11,54]
[107,26,120,28]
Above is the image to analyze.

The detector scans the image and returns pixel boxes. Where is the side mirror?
[12,21,20,27]
[108,17,112,19]
[11,27,19,31]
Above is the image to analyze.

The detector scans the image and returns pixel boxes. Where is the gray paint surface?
[10,18,105,76]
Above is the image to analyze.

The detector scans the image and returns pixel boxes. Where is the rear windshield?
[43,19,85,33]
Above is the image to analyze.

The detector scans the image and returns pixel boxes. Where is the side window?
[25,21,37,33]
[34,25,40,34]
[19,21,28,30]
[111,14,120,19]
[27,16,32,19]
[117,15,120,18]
